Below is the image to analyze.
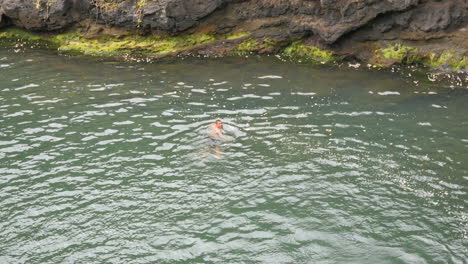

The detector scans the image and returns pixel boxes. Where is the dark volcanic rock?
[230,0,420,43]
[341,0,467,43]
[0,0,90,31]
[408,0,466,32]
[0,0,466,50]
[93,0,234,32]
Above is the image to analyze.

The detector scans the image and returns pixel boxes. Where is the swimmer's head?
[215,120,223,129]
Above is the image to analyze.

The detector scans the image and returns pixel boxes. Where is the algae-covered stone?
[372,43,418,67]
[0,27,218,56]
[426,51,468,71]
[371,43,468,71]
[231,37,285,55]
[284,41,336,64]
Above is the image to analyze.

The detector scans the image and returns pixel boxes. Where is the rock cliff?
[0,0,467,70]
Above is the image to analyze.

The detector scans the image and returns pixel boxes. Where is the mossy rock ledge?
[0,0,466,72]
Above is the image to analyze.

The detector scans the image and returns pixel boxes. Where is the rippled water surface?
[1,49,467,263]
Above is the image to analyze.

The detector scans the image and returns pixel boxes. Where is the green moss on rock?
[381,43,417,62]
[372,43,418,67]
[372,43,467,71]
[233,38,259,53]
[1,28,466,72]
[0,28,217,56]
[283,40,336,63]
[0,28,48,43]
[230,37,284,55]
[226,31,251,40]
[54,32,216,56]
[426,51,468,70]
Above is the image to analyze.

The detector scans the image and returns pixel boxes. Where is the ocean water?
[0,49,467,263]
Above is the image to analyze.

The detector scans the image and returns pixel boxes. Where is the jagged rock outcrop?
[0,0,90,31]
[0,0,466,45]
[0,0,466,71]
[95,0,234,32]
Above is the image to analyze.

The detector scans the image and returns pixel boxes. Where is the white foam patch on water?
[89,87,107,91]
[150,122,170,127]
[31,136,64,142]
[94,102,125,108]
[129,90,144,94]
[191,89,207,94]
[32,154,55,161]
[243,94,261,98]
[292,92,317,96]
[212,81,228,86]
[21,94,45,100]
[48,123,67,128]
[23,128,44,134]
[431,104,447,109]
[32,99,64,104]
[84,169,105,174]
[82,136,97,141]
[94,129,118,136]
[15,83,39,91]
[0,140,18,146]
[113,121,134,125]
[188,102,205,106]
[141,154,164,160]
[107,83,124,87]
[155,143,174,151]
[378,91,400,95]
[123,98,157,103]
[258,75,283,79]
[4,110,32,117]
[0,144,32,153]
[214,109,267,115]
[96,139,123,145]
[325,111,373,116]
[417,122,432,126]
[281,106,300,110]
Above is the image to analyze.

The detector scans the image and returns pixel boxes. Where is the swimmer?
[209,120,224,139]
[208,120,224,158]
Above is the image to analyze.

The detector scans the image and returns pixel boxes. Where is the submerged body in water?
[209,120,224,139]
[208,120,225,158]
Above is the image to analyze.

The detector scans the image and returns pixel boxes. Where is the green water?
[0,49,467,263]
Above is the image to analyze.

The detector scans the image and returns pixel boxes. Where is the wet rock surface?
[0,0,89,31]
[0,0,465,41]
[0,0,466,70]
